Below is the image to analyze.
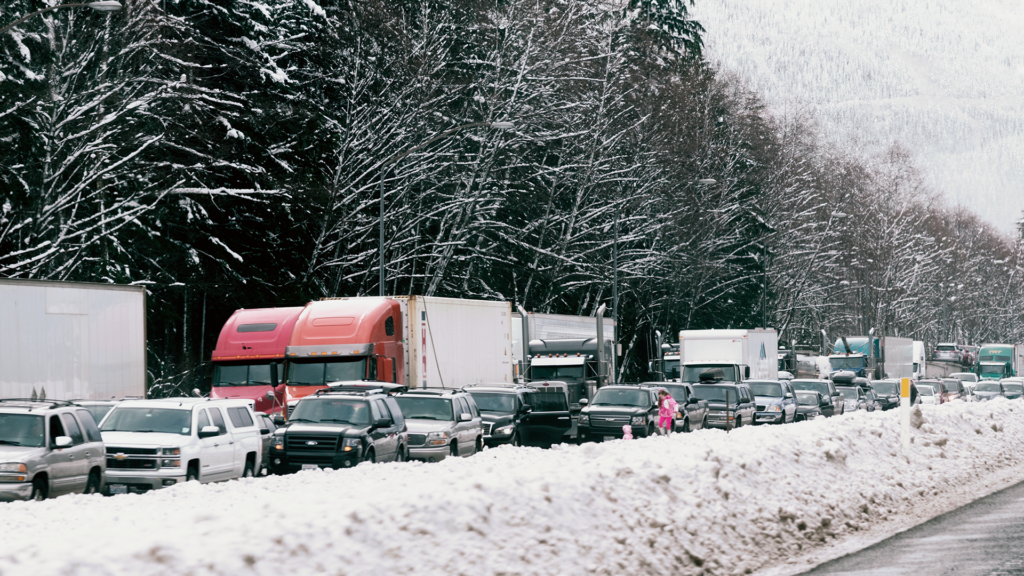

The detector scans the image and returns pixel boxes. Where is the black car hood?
[283,422,369,436]
[480,412,515,426]
[583,405,646,416]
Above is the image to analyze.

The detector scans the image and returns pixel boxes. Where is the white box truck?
[678,329,778,383]
[0,278,147,400]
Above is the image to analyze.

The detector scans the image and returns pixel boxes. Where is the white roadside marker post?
[901,377,911,457]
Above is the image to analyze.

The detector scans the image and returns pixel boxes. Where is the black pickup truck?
[644,382,710,432]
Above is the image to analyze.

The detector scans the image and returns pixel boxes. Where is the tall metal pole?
[379,167,386,297]
[762,241,767,328]
[612,209,619,384]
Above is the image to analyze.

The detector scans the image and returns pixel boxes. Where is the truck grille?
[106,446,158,456]
[287,454,336,465]
[756,405,767,412]
[482,423,493,435]
[286,434,338,452]
[107,458,158,469]
[408,434,427,446]
[589,415,630,430]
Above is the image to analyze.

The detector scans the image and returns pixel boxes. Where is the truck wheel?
[364,449,376,464]
[186,466,199,482]
[475,437,483,454]
[701,416,708,430]
[31,476,48,501]
[647,423,656,437]
[242,461,255,478]
[84,471,101,495]
[450,442,459,458]
[682,418,691,433]
[735,417,742,428]
[511,433,521,447]
[395,446,406,462]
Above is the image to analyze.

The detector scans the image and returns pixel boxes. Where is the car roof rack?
[0,398,77,410]
[401,388,460,396]
[462,382,530,390]
[315,383,408,396]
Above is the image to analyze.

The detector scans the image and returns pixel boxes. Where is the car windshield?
[394,397,454,421]
[468,392,517,414]
[749,382,783,397]
[796,393,819,406]
[287,359,367,386]
[530,365,585,380]
[1003,384,1023,394]
[0,414,45,447]
[660,385,688,401]
[691,386,740,403]
[837,387,860,401]
[950,373,976,382]
[872,382,898,395]
[529,389,569,411]
[918,385,935,396]
[663,359,680,380]
[213,362,282,387]
[100,408,192,435]
[682,365,737,383]
[829,357,865,370]
[976,383,1002,393]
[289,398,370,425]
[590,388,650,408]
[82,404,114,424]
[792,381,830,396]
[936,345,956,351]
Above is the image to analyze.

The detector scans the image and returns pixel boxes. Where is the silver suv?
[0,399,106,501]
[394,390,483,462]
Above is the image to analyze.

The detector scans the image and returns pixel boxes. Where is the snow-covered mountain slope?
[693,0,1024,233]
[3,401,1024,575]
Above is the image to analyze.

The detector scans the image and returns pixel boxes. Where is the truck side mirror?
[265,391,276,401]
[273,414,285,426]
[687,397,699,405]
[373,418,392,428]
[458,413,472,422]
[520,404,533,414]
[744,366,751,379]
[198,425,220,439]
[54,436,72,448]
[580,398,589,406]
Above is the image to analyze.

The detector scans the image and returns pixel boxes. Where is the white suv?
[99,398,263,494]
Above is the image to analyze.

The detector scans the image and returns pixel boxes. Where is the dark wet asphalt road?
[802,479,1024,575]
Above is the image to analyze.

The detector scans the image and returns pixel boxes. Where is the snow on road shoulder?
[4,401,1024,576]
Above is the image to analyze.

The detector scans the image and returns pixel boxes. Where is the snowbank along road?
[3,400,1024,576]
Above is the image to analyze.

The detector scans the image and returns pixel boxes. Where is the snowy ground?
[4,401,1024,576]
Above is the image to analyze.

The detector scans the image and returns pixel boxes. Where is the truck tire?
[395,445,406,462]
[475,437,483,454]
[242,461,255,478]
[647,423,656,437]
[450,442,459,458]
[682,418,691,433]
[84,471,101,495]
[186,466,199,482]
[701,415,708,430]
[364,449,376,464]
[31,476,48,501]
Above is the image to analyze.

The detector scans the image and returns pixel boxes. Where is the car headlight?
[342,437,361,452]
[578,414,589,425]
[426,431,449,445]
[160,447,180,456]
[160,459,181,468]
[494,425,515,436]
[0,463,27,473]
[631,416,646,425]
[766,405,781,412]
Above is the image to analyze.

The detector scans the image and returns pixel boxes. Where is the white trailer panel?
[402,296,512,389]
[883,337,913,379]
[0,279,146,400]
[679,329,778,380]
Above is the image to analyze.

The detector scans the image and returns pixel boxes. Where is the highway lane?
[802,478,1024,575]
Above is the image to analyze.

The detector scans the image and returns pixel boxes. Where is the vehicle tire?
[31,476,48,501]
[186,466,199,482]
[395,446,406,463]
[242,461,255,479]
[701,416,708,430]
[364,449,376,464]
[735,416,742,428]
[475,436,483,454]
[682,418,691,433]
[84,471,101,495]
[450,442,459,458]
[510,432,521,447]
[647,423,656,437]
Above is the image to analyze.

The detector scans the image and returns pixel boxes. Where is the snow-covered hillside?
[4,401,1024,575]
[693,0,1024,233]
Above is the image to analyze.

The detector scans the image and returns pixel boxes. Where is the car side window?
[227,407,255,428]
[369,400,384,422]
[383,397,405,428]
[75,409,102,443]
[197,409,211,432]
[456,397,471,417]
[60,413,84,445]
[261,415,275,432]
[463,395,480,417]
[49,415,66,444]
[207,407,227,435]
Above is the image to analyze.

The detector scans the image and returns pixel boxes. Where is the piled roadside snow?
[4,401,1024,576]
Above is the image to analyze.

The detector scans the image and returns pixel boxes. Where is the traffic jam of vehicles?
[2,278,1023,503]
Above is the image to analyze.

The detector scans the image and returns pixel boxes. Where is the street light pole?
[1,1,121,36]
[377,121,514,296]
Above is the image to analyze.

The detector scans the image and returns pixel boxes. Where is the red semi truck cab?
[210,306,305,414]
[283,298,404,411]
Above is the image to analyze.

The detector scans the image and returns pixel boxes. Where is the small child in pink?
[657,389,677,435]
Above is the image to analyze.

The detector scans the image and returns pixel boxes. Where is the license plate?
[109,484,127,495]
[604,436,616,442]
[301,464,319,471]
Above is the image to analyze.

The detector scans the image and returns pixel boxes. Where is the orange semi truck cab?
[210,306,305,414]
[283,298,404,411]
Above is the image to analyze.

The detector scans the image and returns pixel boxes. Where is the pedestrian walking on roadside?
[657,389,677,436]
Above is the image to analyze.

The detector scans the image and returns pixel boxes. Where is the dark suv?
[578,385,661,442]
[464,383,572,448]
[270,383,407,473]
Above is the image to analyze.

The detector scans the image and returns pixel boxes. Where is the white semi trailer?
[678,329,778,383]
[0,279,147,400]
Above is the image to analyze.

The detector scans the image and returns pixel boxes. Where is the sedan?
[868,380,901,410]
[795,392,825,421]
[1001,382,1024,400]
[836,386,868,412]
[974,382,1005,402]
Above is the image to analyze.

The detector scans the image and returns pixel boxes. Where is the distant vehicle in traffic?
[917,384,940,405]
[974,382,1006,401]
[464,383,573,448]
[794,392,825,421]
[646,382,709,432]
[836,385,868,412]
[395,389,483,461]
[749,380,797,425]
[940,378,964,402]
[790,379,843,416]
[1000,381,1024,400]
[577,385,663,441]
[868,380,900,410]
[691,381,756,429]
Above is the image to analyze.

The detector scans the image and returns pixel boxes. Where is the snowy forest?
[2,0,1023,392]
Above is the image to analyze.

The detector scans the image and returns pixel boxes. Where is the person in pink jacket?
[657,389,677,435]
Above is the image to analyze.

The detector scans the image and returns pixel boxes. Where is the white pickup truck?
[98,398,264,494]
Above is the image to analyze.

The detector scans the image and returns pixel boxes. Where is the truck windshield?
[289,398,370,425]
[663,360,680,380]
[81,404,114,424]
[830,357,865,370]
[749,383,783,397]
[591,388,650,407]
[288,359,367,385]
[213,362,282,387]
[394,397,454,421]
[466,393,516,414]
[0,414,45,447]
[980,365,1007,377]
[1004,384,1024,394]
[691,386,738,403]
[681,365,737,383]
[100,408,192,435]
[530,365,585,380]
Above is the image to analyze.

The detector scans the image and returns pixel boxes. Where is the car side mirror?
[374,418,392,428]
[458,413,472,422]
[198,425,220,439]
[687,397,699,405]
[580,398,589,406]
[785,393,794,399]
[744,367,751,379]
[273,414,285,426]
[54,436,72,448]
[520,404,533,414]
[260,428,271,435]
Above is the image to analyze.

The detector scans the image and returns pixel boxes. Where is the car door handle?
[557,417,569,420]
[68,455,74,460]
[84,452,90,457]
